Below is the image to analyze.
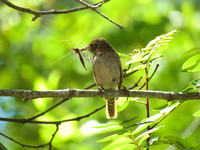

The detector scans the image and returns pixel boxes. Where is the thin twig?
[76,0,124,29]
[0,105,105,149]
[0,124,59,149]
[0,132,47,148]
[129,77,143,90]
[49,125,59,150]
[0,105,105,124]
[26,97,71,121]
[139,64,159,90]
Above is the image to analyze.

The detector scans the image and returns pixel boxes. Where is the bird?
[81,38,122,119]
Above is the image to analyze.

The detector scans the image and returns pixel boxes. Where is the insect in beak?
[71,48,87,70]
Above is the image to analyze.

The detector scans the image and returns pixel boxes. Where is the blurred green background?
[0,0,200,149]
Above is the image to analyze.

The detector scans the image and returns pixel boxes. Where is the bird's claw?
[98,87,104,97]
[122,85,130,98]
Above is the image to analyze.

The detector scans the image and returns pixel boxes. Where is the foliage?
[0,0,200,150]
[94,30,193,149]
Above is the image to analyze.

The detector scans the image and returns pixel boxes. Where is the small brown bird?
[81,38,122,119]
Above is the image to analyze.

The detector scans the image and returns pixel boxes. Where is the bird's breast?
[93,51,121,89]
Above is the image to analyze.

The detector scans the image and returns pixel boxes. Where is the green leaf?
[103,137,133,150]
[95,125,123,133]
[126,64,147,73]
[97,133,128,143]
[117,97,129,112]
[138,134,150,146]
[160,101,182,114]
[149,137,159,145]
[153,104,168,111]
[193,111,200,117]
[126,53,146,65]
[94,123,120,129]
[182,79,200,92]
[115,144,137,150]
[146,29,178,52]
[149,55,163,64]
[135,126,163,141]
[132,113,162,135]
[126,29,178,71]
[182,54,200,72]
[162,135,196,149]
[180,48,200,60]
[118,53,130,58]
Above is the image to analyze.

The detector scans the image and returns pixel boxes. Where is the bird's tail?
[106,98,117,119]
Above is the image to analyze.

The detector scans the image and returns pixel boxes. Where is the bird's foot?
[98,86,104,97]
[121,85,130,98]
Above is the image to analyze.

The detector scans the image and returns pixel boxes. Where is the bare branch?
[76,0,124,29]
[0,124,59,149]
[0,105,105,148]
[0,132,47,148]
[0,0,109,21]
[0,105,105,124]
[49,125,59,149]
[26,97,71,121]
[0,88,200,100]
[139,64,160,90]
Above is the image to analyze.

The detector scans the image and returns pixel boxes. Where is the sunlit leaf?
[160,101,181,114]
[103,137,133,150]
[94,123,123,133]
[193,111,200,117]
[149,55,163,64]
[126,29,178,72]
[126,53,146,65]
[135,126,163,141]
[162,135,196,149]
[115,144,137,150]
[132,113,164,135]
[138,134,150,146]
[118,53,130,57]
[182,54,200,72]
[97,133,129,143]
[153,104,168,111]
[117,97,129,112]
[94,123,120,129]
[149,137,159,145]
[126,64,147,73]
[182,79,200,92]
[180,48,200,60]
[121,116,139,124]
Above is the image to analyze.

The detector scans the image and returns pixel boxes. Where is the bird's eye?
[90,43,97,48]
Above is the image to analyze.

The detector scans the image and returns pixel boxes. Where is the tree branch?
[0,0,124,28]
[76,0,124,29]
[0,89,200,100]
[0,125,59,149]
[25,97,71,121]
[0,105,105,124]
[0,0,109,21]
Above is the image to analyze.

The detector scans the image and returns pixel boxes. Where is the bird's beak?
[80,46,88,52]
